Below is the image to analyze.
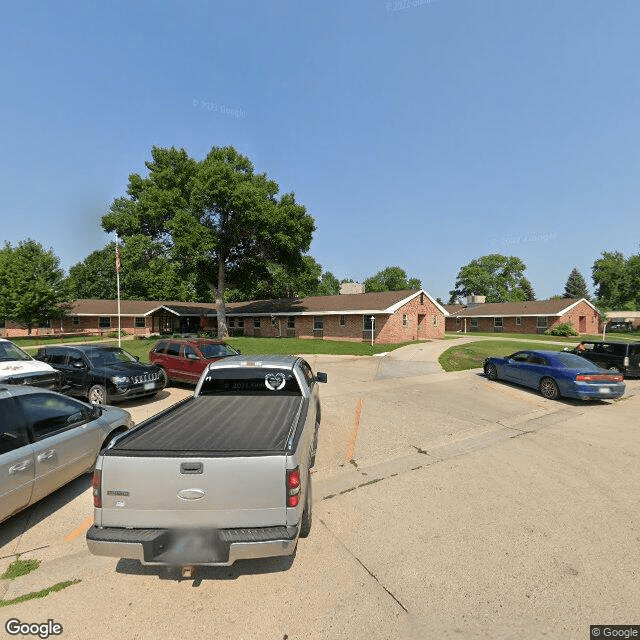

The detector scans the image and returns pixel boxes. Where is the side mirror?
[316,372,328,383]
[135,356,140,361]
[187,353,199,360]
[73,361,85,369]
[90,406,102,420]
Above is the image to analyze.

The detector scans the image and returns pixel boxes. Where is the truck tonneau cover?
[111,395,304,454]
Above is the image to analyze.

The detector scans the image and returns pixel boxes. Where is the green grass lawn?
[439,340,566,372]
[22,336,429,361]
[445,331,640,343]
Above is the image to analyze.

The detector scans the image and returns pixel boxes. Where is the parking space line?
[63,515,93,542]
[344,398,364,463]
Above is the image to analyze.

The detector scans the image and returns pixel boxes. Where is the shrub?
[546,323,579,337]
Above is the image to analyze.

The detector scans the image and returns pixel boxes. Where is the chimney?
[466,295,486,307]
[340,282,365,295]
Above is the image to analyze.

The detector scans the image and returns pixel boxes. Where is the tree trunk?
[216,260,228,339]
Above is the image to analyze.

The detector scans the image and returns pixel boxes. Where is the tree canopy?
[449,254,531,303]
[563,267,590,300]
[102,145,315,337]
[66,240,197,301]
[592,250,640,310]
[364,266,421,293]
[0,240,67,334]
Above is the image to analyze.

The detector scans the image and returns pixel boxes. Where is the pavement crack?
[319,519,408,613]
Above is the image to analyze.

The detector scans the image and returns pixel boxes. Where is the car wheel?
[299,474,312,538]
[484,362,498,381]
[539,377,559,400]
[88,384,108,405]
[159,368,169,388]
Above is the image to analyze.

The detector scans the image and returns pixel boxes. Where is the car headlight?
[111,375,130,384]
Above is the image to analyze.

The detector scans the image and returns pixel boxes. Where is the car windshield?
[86,348,137,367]
[554,352,602,370]
[200,343,238,359]
[0,342,32,362]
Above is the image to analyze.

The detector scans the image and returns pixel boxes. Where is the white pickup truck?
[87,355,326,568]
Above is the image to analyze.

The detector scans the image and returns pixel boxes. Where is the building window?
[537,317,548,329]
[314,316,324,331]
[135,317,145,328]
[339,315,346,327]
[420,293,424,305]
[99,317,111,329]
[494,317,503,327]
[287,316,295,330]
[271,315,278,326]
[228,317,235,328]
[237,318,244,329]
[363,316,374,331]
[253,317,261,329]
[515,316,522,326]
[0,319,5,329]
[470,318,478,331]
[402,314,408,327]
[432,315,438,326]
[39,319,51,328]
[72,316,80,326]
[456,317,460,326]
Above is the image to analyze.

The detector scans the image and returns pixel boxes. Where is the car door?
[517,354,549,389]
[18,393,100,504]
[502,352,529,383]
[182,345,205,384]
[65,352,91,397]
[164,342,183,381]
[0,396,35,522]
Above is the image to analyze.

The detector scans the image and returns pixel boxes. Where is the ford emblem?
[177,488,205,501]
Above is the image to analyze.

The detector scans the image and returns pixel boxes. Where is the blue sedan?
[483,350,626,401]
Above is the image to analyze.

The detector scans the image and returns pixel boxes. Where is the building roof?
[447,298,599,318]
[66,290,448,318]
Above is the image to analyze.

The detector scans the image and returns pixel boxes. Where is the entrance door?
[579,316,586,333]
[417,314,426,338]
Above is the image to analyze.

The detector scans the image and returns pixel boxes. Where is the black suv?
[571,341,640,378]
[35,345,166,405]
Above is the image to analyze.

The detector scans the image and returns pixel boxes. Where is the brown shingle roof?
[66,290,444,317]
[448,298,598,317]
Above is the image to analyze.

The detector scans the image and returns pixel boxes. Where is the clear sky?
[2,0,639,301]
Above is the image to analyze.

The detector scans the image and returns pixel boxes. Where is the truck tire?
[299,474,312,538]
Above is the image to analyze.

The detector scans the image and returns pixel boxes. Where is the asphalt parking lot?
[1,340,638,640]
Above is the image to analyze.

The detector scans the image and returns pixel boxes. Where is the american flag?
[115,243,121,273]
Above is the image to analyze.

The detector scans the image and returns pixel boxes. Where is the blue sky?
[2,0,639,301]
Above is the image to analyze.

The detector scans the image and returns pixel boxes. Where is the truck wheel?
[299,474,312,538]
[88,384,108,405]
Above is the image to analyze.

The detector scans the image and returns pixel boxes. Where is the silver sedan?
[0,384,134,523]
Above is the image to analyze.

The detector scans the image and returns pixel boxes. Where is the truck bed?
[110,395,305,455]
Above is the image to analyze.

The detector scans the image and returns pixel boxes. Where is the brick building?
[444,298,600,335]
[1,290,447,344]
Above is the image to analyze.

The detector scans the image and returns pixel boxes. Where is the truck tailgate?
[97,454,287,529]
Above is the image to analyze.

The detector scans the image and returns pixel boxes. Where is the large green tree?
[364,266,421,293]
[563,267,590,300]
[592,250,639,309]
[102,146,315,337]
[449,254,530,303]
[0,239,67,334]
[67,239,196,301]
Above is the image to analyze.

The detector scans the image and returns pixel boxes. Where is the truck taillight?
[287,468,300,508]
[92,470,101,508]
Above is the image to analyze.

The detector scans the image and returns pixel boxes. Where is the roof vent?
[466,295,486,307]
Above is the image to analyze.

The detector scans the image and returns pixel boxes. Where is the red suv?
[149,339,240,385]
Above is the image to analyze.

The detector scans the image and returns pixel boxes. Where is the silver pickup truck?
[87,355,327,568]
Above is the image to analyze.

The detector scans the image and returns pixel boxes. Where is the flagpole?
[115,233,121,348]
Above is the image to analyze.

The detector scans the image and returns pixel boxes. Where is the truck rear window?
[200,368,301,396]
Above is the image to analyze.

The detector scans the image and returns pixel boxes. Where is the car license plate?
[598,387,610,393]
[144,382,155,391]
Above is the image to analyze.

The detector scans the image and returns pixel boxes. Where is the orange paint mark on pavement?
[344,398,365,464]
[64,515,93,542]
